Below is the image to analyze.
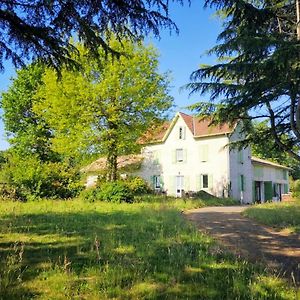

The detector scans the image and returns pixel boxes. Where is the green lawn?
[244,201,300,234]
[0,198,298,299]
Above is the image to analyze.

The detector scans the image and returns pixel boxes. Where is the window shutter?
[150,176,155,189]
[183,126,186,140]
[238,176,242,191]
[184,176,190,191]
[196,175,201,190]
[184,149,187,163]
[200,145,209,162]
[172,150,176,164]
[284,184,288,194]
[242,175,246,191]
[252,181,255,202]
[208,174,213,189]
[160,176,164,189]
[169,176,175,194]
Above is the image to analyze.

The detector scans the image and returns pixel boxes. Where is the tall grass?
[0,199,298,299]
[244,201,300,233]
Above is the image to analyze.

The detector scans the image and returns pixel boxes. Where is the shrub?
[126,176,152,195]
[290,179,300,199]
[0,183,22,201]
[0,154,84,201]
[88,181,134,203]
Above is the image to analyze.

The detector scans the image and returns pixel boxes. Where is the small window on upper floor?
[179,126,186,140]
[176,149,184,162]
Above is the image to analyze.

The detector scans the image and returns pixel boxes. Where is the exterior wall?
[228,125,253,203]
[139,115,230,197]
[252,162,289,203]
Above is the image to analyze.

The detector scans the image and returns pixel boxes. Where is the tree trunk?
[297,0,300,40]
[107,147,118,182]
[106,121,119,182]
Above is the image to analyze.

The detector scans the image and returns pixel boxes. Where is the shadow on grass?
[186,209,300,286]
[0,206,296,299]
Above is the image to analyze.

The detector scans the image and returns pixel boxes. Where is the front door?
[176,176,184,197]
[255,181,262,203]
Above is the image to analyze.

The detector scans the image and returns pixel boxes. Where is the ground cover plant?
[244,201,300,234]
[0,198,298,299]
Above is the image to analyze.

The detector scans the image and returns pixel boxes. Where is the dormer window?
[179,126,185,140]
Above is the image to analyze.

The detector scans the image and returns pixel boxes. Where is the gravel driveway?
[184,206,300,284]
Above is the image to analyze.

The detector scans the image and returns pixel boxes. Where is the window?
[202,174,208,188]
[200,144,209,162]
[240,174,245,191]
[176,149,184,162]
[179,126,185,139]
[154,175,161,189]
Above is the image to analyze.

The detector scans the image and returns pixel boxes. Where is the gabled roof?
[139,112,235,144]
[251,156,291,170]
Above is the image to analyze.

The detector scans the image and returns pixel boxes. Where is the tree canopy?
[0,0,180,71]
[187,0,300,162]
[34,38,173,180]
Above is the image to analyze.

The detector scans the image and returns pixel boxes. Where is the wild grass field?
[0,197,298,299]
[244,201,300,234]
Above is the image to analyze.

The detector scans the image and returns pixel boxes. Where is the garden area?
[0,196,298,300]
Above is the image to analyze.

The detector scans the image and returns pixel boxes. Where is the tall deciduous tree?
[0,0,179,71]
[35,39,173,181]
[0,64,82,200]
[188,0,300,161]
[1,63,55,161]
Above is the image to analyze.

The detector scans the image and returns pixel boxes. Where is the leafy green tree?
[0,0,179,71]
[188,0,300,161]
[1,63,56,161]
[0,64,83,200]
[35,39,173,181]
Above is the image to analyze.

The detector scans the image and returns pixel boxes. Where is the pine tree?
[0,0,179,71]
[188,0,300,161]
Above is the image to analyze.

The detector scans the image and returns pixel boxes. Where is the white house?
[138,112,290,204]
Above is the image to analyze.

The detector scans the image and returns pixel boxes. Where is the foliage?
[35,39,173,181]
[126,176,152,195]
[0,199,297,299]
[290,179,300,199]
[250,121,300,178]
[0,0,179,71]
[0,64,83,201]
[0,153,83,201]
[188,0,300,161]
[0,183,21,201]
[1,63,56,161]
[244,201,300,233]
[85,181,134,203]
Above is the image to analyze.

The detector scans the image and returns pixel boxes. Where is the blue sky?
[0,1,222,150]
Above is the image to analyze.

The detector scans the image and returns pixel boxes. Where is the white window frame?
[176,148,184,162]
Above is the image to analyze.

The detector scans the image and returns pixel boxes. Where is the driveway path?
[184,206,300,284]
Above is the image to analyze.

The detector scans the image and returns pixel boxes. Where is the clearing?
[0,198,298,299]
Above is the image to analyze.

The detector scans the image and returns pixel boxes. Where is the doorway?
[255,181,262,203]
[176,176,184,197]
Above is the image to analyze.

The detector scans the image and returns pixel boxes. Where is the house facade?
[138,112,290,204]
